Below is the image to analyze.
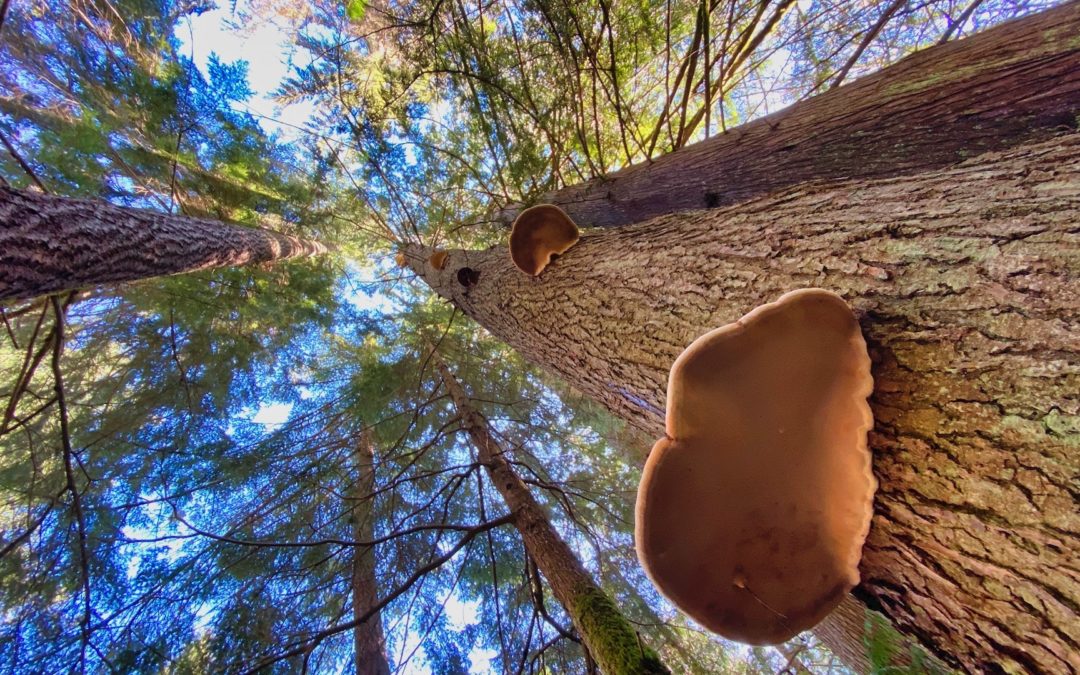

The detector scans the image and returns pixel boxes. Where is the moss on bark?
[571,587,669,675]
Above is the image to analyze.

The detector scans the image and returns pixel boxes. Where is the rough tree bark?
[0,187,327,304]
[434,356,670,675]
[497,1,1080,229]
[408,134,1080,673]
[815,594,948,674]
[350,428,391,675]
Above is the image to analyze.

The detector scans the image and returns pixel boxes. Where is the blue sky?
[175,3,316,141]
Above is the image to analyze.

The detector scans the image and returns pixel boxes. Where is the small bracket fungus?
[395,252,408,268]
[509,204,579,276]
[635,289,876,645]
[429,250,449,270]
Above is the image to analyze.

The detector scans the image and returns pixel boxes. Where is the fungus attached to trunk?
[509,204,579,276]
[429,250,449,270]
[635,288,875,645]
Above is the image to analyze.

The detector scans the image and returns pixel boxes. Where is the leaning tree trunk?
[408,134,1080,673]
[434,357,670,675]
[0,187,327,304]
[497,1,1080,229]
[350,428,391,675]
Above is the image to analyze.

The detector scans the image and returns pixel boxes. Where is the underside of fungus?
[508,204,579,276]
[635,288,876,645]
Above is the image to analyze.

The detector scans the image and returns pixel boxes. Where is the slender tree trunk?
[0,187,328,304]
[811,598,875,674]
[497,2,1080,228]
[774,642,812,675]
[813,596,949,674]
[350,428,391,675]
[434,356,670,675]
[601,560,734,673]
[408,134,1080,673]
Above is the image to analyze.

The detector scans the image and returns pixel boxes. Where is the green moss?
[863,610,955,675]
[884,22,1076,98]
[1049,22,1080,50]
[571,586,670,674]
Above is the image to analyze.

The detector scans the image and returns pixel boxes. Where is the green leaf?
[346,0,368,21]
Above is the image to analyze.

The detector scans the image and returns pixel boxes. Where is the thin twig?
[0,132,47,192]
[165,505,506,550]
[1,307,19,349]
[830,0,906,89]
[938,0,987,44]
[526,553,578,643]
[1,304,52,437]
[239,515,512,674]
[0,490,63,560]
[50,294,92,673]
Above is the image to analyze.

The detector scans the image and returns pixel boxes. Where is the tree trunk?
[497,2,1080,229]
[599,560,716,673]
[434,357,670,675]
[408,134,1080,673]
[0,187,327,304]
[804,596,875,673]
[774,642,812,675]
[813,595,949,674]
[350,428,391,675]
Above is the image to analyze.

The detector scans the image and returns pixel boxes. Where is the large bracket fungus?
[635,288,875,645]
[508,204,580,276]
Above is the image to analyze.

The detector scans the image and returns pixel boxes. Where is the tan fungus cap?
[429,250,449,270]
[635,288,876,645]
[509,204,579,276]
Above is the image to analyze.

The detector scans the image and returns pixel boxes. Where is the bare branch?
[239,515,513,674]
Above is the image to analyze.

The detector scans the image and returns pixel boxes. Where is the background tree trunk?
[435,357,670,675]
[409,134,1080,673]
[497,2,1080,229]
[0,187,327,304]
[813,595,949,674]
[351,428,391,675]
[774,641,812,675]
